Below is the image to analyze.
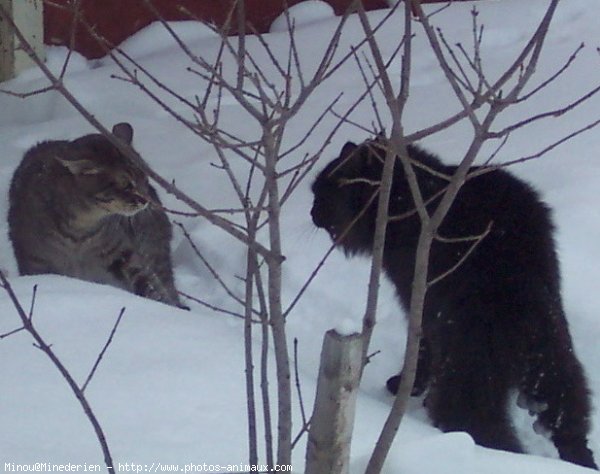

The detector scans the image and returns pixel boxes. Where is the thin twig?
[516,42,585,103]
[428,221,493,287]
[174,222,260,315]
[81,308,126,392]
[290,337,311,450]
[283,187,380,318]
[0,271,114,470]
[0,326,25,339]
[487,82,600,139]
[293,338,308,427]
[27,284,38,321]
[178,291,260,322]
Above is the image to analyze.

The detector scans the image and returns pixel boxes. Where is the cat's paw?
[386,373,427,397]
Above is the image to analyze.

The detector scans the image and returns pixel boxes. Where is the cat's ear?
[339,140,372,175]
[53,146,101,175]
[55,155,101,175]
[112,122,134,144]
[364,133,390,166]
[370,132,388,152]
[340,141,358,161]
[55,157,101,175]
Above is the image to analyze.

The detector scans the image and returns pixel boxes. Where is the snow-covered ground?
[1,0,599,472]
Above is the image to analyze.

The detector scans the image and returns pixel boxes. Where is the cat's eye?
[121,181,134,192]
[112,175,135,191]
[95,179,130,196]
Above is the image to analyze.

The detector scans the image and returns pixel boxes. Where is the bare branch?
[0,85,56,98]
[428,221,493,287]
[487,82,600,139]
[283,188,380,319]
[516,42,585,103]
[82,308,126,392]
[244,220,259,466]
[175,222,260,315]
[0,270,114,470]
[472,117,600,176]
[292,337,310,448]
[178,291,258,321]
[0,326,25,339]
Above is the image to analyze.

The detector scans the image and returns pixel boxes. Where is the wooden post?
[0,0,44,82]
[305,330,363,474]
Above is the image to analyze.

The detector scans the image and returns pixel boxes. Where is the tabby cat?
[8,122,184,308]
[311,135,596,469]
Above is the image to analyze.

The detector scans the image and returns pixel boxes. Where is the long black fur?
[310,136,596,469]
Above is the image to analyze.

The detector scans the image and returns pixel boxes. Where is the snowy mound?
[270,0,336,33]
[0,0,599,471]
[110,20,218,60]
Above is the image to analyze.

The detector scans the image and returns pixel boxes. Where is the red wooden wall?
[44,0,391,59]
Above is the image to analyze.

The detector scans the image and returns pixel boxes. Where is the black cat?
[310,135,597,469]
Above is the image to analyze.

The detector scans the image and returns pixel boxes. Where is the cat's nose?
[132,192,148,206]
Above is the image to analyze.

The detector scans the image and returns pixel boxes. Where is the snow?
[1,0,599,472]
[269,1,336,33]
[99,21,219,64]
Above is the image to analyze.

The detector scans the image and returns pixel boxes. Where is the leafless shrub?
[1,0,599,472]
